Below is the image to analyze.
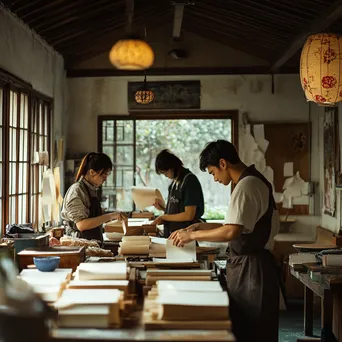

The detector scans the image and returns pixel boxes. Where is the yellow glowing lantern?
[300,33,342,105]
[109,38,154,70]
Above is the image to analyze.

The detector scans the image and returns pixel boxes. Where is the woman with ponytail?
[61,152,124,244]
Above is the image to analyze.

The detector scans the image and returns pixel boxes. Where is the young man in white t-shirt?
[170,140,280,342]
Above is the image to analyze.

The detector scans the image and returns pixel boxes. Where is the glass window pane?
[116,146,133,166]
[23,130,28,161]
[20,94,24,128]
[23,195,27,223]
[10,196,16,224]
[40,104,44,133]
[23,163,28,193]
[116,120,134,144]
[45,107,48,134]
[10,163,16,195]
[9,128,17,161]
[18,195,23,223]
[103,146,114,162]
[24,96,28,129]
[103,121,114,144]
[19,163,23,193]
[11,92,18,128]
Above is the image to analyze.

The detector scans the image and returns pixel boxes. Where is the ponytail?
[75,152,113,182]
[75,153,93,182]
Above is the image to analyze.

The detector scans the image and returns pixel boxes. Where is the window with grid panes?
[0,69,52,235]
[8,89,30,225]
[30,98,51,230]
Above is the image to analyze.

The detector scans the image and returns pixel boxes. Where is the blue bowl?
[33,257,60,272]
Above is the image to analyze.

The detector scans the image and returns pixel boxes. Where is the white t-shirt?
[225,176,280,250]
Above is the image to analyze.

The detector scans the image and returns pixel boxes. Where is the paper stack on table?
[143,279,230,330]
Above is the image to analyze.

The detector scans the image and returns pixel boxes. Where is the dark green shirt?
[178,169,204,219]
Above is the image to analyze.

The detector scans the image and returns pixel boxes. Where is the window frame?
[0,68,53,235]
[98,111,238,211]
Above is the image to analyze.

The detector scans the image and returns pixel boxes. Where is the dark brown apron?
[226,165,279,342]
[65,180,103,246]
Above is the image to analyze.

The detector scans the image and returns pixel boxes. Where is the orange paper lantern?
[300,33,342,105]
[109,39,154,70]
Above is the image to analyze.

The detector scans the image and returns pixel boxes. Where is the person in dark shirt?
[152,149,205,238]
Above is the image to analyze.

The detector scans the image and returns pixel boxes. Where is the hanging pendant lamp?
[109,0,154,70]
[135,73,155,104]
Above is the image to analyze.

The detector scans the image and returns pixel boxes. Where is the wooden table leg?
[304,286,314,337]
[321,290,334,342]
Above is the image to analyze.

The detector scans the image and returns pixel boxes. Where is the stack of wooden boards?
[20,262,130,329]
[143,280,230,330]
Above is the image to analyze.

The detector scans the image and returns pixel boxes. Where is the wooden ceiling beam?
[19,0,69,20]
[191,6,291,43]
[34,0,123,32]
[53,5,170,48]
[10,0,47,14]
[183,21,274,61]
[66,66,299,78]
[185,11,284,49]
[271,0,342,71]
[207,0,308,28]
[198,1,294,35]
[47,0,167,45]
[62,10,171,64]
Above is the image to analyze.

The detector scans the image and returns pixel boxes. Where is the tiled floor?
[279,300,321,342]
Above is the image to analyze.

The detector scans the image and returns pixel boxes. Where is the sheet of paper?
[166,240,196,261]
[284,162,294,177]
[157,290,229,307]
[282,196,293,209]
[151,237,167,245]
[292,196,310,205]
[263,166,274,183]
[131,186,165,210]
[54,289,121,309]
[274,192,283,203]
[157,280,223,292]
[258,138,269,154]
[152,258,194,263]
[253,124,265,142]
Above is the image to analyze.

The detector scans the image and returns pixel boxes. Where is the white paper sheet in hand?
[131,186,165,210]
[166,240,197,261]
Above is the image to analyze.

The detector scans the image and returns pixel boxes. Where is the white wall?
[0,5,66,150]
[67,74,325,236]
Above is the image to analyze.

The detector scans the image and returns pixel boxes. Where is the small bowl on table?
[33,256,60,272]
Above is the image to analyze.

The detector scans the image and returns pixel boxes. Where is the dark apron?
[65,181,103,246]
[226,165,279,342]
[163,173,199,238]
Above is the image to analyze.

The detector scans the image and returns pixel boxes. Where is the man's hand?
[168,223,199,240]
[152,215,164,225]
[169,229,194,247]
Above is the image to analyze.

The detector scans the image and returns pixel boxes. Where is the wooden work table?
[290,266,342,342]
